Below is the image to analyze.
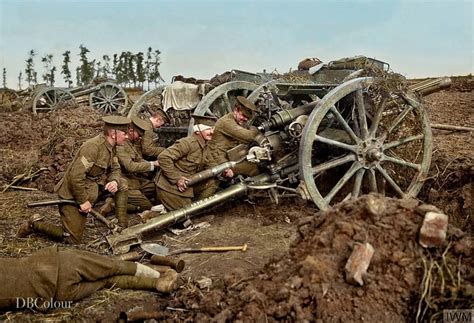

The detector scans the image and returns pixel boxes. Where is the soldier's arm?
[158,139,191,184]
[68,144,98,204]
[141,129,166,158]
[107,156,125,187]
[116,143,155,174]
[219,118,259,143]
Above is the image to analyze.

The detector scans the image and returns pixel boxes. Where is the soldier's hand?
[153,160,160,167]
[80,201,92,213]
[105,180,118,193]
[177,176,188,192]
[223,168,234,178]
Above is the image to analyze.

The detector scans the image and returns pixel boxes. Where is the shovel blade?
[140,243,169,256]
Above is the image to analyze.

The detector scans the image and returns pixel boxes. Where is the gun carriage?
[110,56,450,253]
[31,79,128,115]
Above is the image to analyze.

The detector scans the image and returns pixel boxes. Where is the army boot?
[114,191,129,228]
[32,221,67,241]
[16,214,44,238]
[99,197,114,216]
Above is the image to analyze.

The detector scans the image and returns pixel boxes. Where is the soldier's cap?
[130,115,152,136]
[191,114,217,132]
[235,96,258,118]
[102,115,130,132]
[155,109,170,123]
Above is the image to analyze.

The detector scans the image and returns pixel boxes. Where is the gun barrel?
[260,100,320,131]
[186,161,238,186]
[409,77,451,96]
[107,174,273,253]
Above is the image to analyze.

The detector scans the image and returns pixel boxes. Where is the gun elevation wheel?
[89,82,128,114]
[299,77,432,210]
[32,87,76,115]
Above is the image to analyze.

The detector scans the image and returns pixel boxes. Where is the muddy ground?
[0,76,472,322]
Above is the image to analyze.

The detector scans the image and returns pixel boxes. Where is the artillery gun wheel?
[299,77,432,210]
[89,82,128,115]
[189,81,258,134]
[0,88,20,112]
[126,86,165,118]
[32,87,76,115]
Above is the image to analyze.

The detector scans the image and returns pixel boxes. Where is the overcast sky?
[0,0,472,89]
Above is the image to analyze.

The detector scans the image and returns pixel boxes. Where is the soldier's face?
[199,128,214,141]
[114,130,128,145]
[128,128,140,141]
[234,108,249,125]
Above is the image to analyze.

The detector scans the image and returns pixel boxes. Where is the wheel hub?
[357,139,383,167]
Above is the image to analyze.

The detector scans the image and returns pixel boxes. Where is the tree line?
[2,45,163,90]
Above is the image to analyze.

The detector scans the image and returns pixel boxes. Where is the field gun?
[111,56,451,254]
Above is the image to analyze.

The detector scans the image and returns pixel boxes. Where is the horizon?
[0,0,472,90]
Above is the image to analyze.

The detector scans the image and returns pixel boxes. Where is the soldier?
[17,116,131,243]
[0,246,179,310]
[155,115,216,211]
[199,96,260,198]
[141,109,170,157]
[116,116,160,212]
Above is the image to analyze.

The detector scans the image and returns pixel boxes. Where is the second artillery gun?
[108,55,451,253]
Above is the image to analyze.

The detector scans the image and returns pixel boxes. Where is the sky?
[0,0,472,89]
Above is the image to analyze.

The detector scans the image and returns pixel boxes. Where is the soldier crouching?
[17,116,132,244]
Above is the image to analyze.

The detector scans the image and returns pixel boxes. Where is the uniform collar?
[193,133,206,148]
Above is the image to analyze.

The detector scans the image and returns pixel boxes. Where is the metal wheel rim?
[32,87,76,115]
[126,86,165,118]
[188,81,258,135]
[299,77,432,210]
[89,82,128,114]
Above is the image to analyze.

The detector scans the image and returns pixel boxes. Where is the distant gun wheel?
[0,88,20,112]
[299,77,432,210]
[89,82,128,114]
[189,81,258,135]
[126,86,165,118]
[32,87,76,115]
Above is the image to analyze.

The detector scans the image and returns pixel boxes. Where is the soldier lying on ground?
[199,96,260,198]
[115,116,160,213]
[0,246,178,311]
[155,115,217,211]
[17,116,131,243]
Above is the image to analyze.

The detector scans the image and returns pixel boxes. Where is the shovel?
[141,242,248,256]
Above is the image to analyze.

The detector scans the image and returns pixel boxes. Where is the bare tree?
[61,50,73,88]
[2,68,6,88]
[18,71,23,90]
[41,54,55,86]
[25,50,37,86]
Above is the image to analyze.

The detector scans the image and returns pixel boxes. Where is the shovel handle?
[173,244,248,255]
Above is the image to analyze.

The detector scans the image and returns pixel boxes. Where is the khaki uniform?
[54,134,127,243]
[141,119,165,158]
[201,113,259,197]
[156,134,207,210]
[0,246,158,310]
[116,139,157,211]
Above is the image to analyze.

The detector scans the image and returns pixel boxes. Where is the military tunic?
[0,246,140,310]
[54,134,127,243]
[156,134,207,210]
[141,119,166,158]
[200,113,259,198]
[116,139,157,210]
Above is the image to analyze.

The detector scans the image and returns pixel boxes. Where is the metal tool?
[141,242,248,256]
[27,199,116,230]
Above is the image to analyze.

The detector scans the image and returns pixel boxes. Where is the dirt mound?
[132,195,470,322]
[0,105,103,191]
